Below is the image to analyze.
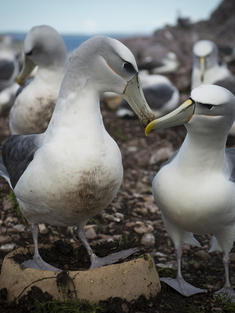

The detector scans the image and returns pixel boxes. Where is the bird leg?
[77,226,138,269]
[215,252,235,301]
[22,224,61,272]
[161,246,205,296]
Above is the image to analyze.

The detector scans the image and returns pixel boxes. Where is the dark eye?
[123,62,136,74]
[198,102,214,110]
[25,50,33,56]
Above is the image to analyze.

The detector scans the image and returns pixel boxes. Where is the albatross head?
[65,36,156,125]
[193,40,219,83]
[16,25,67,86]
[145,84,235,136]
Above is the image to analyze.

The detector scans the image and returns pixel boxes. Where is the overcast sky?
[0,0,221,35]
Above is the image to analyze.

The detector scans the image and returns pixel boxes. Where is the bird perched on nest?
[116,72,179,118]
[145,84,235,300]
[9,25,67,134]
[0,35,155,271]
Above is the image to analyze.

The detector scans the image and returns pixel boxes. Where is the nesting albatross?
[145,84,235,299]
[10,25,67,134]
[0,36,155,271]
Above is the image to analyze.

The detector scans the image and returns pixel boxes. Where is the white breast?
[153,163,235,234]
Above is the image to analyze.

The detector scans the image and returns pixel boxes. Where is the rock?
[141,233,155,247]
[150,147,174,165]
[134,222,154,234]
[38,223,48,235]
[85,226,97,240]
[0,235,10,245]
[0,243,15,252]
[194,250,210,260]
[13,224,25,232]
[2,199,12,211]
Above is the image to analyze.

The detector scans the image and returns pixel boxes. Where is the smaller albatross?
[145,84,235,299]
[10,25,67,134]
[0,35,155,271]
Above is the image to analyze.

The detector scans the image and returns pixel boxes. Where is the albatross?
[191,40,235,136]
[0,35,155,271]
[9,25,67,134]
[145,84,235,299]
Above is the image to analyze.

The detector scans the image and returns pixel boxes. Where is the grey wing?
[117,83,175,116]
[226,148,235,183]
[144,83,174,111]
[2,134,39,189]
[215,77,235,95]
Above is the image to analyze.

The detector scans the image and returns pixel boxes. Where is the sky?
[0,0,222,35]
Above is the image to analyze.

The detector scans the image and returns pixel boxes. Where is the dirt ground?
[0,101,235,312]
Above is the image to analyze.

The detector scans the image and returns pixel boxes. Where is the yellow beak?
[145,98,195,136]
[200,57,205,83]
[123,74,156,126]
[16,55,36,86]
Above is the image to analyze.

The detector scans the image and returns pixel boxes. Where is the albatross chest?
[14,141,123,226]
[153,164,235,234]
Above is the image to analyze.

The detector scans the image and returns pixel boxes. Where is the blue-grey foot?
[161,277,206,297]
[215,287,235,302]
[89,247,139,269]
[22,255,61,272]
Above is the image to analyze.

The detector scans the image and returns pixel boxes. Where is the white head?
[192,40,219,83]
[145,84,235,138]
[17,25,67,86]
[60,36,156,125]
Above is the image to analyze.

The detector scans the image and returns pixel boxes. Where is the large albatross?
[10,25,67,134]
[145,84,235,299]
[0,36,155,271]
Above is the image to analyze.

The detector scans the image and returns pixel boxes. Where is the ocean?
[5,32,132,52]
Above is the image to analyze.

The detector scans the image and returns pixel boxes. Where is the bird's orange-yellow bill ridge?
[145,98,195,136]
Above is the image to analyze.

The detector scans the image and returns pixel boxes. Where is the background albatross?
[0,35,155,271]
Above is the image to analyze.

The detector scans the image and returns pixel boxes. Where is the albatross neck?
[45,83,105,139]
[175,128,228,175]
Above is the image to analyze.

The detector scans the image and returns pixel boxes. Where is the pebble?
[38,223,48,234]
[13,224,25,232]
[85,226,97,240]
[145,203,159,214]
[0,235,10,245]
[195,250,210,260]
[230,252,235,262]
[2,198,12,211]
[150,146,174,165]
[141,233,155,247]
[0,243,15,252]
[134,221,153,234]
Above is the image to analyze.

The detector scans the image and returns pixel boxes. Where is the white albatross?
[10,25,67,134]
[145,84,235,299]
[0,36,155,271]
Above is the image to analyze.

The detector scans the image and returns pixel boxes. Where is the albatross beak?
[16,55,36,86]
[145,98,195,136]
[123,74,156,125]
[200,57,205,83]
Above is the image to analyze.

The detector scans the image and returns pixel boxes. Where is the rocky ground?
[1,0,235,312]
[0,103,235,312]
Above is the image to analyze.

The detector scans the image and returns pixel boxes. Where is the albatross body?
[0,35,155,271]
[9,25,67,134]
[145,84,235,299]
